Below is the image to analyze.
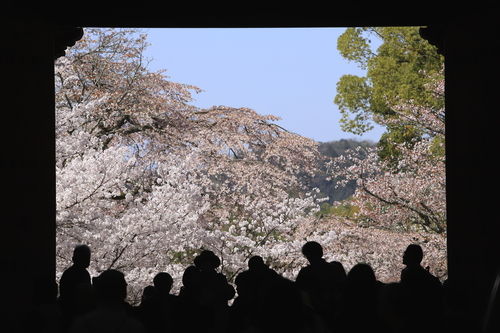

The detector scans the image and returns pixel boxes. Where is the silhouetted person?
[194,250,236,305]
[330,260,347,280]
[193,250,235,332]
[69,269,145,333]
[335,263,383,333]
[230,256,280,332]
[139,272,180,333]
[245,255,280,299]
[132,286,156,331]
[59,245,92,332]
[230,269,258,333]
[296,241,345,325]
[401,244,424,281]
[139,286,157,305]
[401,244,442,292]
[178,265,213,332]
[400,244,444,331]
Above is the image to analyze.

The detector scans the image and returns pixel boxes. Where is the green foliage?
[429,135,446,158]
[334,75,373,135]
[317,198,359,218]
[337,27,375,70]
[376,125,422,162]
[335,27,444,143]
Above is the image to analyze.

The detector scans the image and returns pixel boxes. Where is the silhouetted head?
[92,269,127,302]
[141,285,157,302]
[194,250,221,270]
[330,261,347,279]
[182,265,201,288]
[72,244,91,268]
[302,241,323,262]
[235,271,252,297]
[347,263,376,285]
[403,244,423,266]
[248,256,268,270]
[153,272,173,293]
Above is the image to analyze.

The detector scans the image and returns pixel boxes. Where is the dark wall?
[1,2,498,330]
[1,10,56,320]
[446,19,500,331]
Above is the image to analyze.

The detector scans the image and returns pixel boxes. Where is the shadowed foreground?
[15,243,487,333]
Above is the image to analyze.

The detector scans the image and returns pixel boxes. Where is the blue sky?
[141,28,385,143]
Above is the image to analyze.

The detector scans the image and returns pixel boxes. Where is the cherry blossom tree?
[56,29,447,301]
[332,69,446,234]
[284,69,448,285]
[55,28,322,300]
[276,71,447,284]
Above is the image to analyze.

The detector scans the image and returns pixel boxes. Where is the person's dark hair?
[330,260,347,279]
[347,263,376,284]
[92,269,127,301]
[235,270,251,288]
[142,285,157,300]
[182,265,201,287]
[248,256,267,270]
[72,244,91,267]
[301,241,323,259]
[404,244,424,265]
[194,250,221,268]
[153,272,173,292]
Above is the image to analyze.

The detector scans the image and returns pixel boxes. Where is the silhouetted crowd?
[16,242,479,333]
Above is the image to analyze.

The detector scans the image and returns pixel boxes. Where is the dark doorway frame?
[2,3,498,331]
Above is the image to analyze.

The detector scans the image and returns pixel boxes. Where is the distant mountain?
[308,139,377,204]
